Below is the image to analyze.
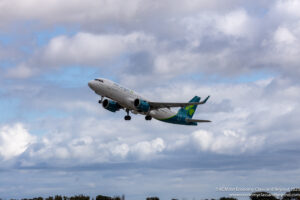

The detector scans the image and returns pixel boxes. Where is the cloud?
[4,1,300,82]
[192,129,265,154]
[1,0,300,199]
[110,143,130,159]
[273,27,297,44]
[0,74,296,170]
[130,138,165,160]
[0,123,36,160]
[260,24,300,77]
[273,0,300,19]
[5,63,36,79]
[42,32,154,67]
[4,31,155,78]
[0,0,247,27]
[216,9,253,37]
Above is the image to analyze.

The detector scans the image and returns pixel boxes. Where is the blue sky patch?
[0,33,14,46]
[35,25,78,47]
[0,98,20,123]
[22,109,68,121]
[178,70,275,84]
[0,60,16,69]
[40,66,99,88]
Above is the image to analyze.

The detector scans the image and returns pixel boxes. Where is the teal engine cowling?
[102,99,122,112]
[134,99,150,112]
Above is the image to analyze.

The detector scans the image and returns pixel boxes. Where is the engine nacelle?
[134,98,150,112]
[102,99,121,112]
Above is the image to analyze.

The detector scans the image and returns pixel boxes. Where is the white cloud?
[131,138,165,159]
[17,115,168,164]
[5,63,36,79]
[5,0,300,81]
[217,9,252,37]
[54,147,69,159]
[153,50,201,77]
[110,143,130,158]
[192,129,265,154]
[0,0,141,26]
[4,32,156,78]
[274,27,297,44]
[42,32,154,66]
[273,0,300,19]
[0,124,36,160]
[260,24,300,76]
[0,0,246,27]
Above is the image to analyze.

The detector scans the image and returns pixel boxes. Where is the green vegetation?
[3,188,300,200]
[250,192,278,200]
[282,188,300,200]
[146,197,159,200]
[14,195,121,200]
[250,188,300,200]
[219,197,238,200]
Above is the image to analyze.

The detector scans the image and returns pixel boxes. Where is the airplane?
[88,78,211,126]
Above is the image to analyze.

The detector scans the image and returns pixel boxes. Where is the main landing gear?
[145,115,152,120]
[124,109,131,120]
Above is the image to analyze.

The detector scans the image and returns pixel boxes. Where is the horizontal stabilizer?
[185,118,211,123]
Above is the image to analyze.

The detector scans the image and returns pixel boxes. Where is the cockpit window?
[94,79,104,83]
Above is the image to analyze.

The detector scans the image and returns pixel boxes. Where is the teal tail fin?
[177,96,201,119]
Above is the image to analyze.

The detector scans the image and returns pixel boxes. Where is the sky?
[0,0,300,199]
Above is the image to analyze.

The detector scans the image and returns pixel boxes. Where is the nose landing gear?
[98,96,104,104]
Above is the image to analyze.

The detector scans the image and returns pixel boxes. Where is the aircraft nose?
[88,80,95,90]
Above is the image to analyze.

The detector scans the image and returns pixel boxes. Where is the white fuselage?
[88,78,176,120]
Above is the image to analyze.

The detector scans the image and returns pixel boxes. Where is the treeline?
[172,188,300,200]
[4,188,300,200]
[200,188,300,200]
[8,195,123,200]
[250,188,300,200]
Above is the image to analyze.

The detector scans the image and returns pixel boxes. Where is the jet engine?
[134,99,150,112]
[102,99,122,112]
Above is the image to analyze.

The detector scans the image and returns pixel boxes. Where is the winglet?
[199,96,210,104]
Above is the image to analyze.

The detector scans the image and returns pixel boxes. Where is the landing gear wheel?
[124,109,131,121]
[124,115,131,120]
[145,115,152,120]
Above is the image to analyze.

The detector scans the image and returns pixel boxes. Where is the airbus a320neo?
[88,78,211,126]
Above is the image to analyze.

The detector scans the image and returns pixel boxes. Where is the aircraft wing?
[185,118,211,123]
[148,96,210,109]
